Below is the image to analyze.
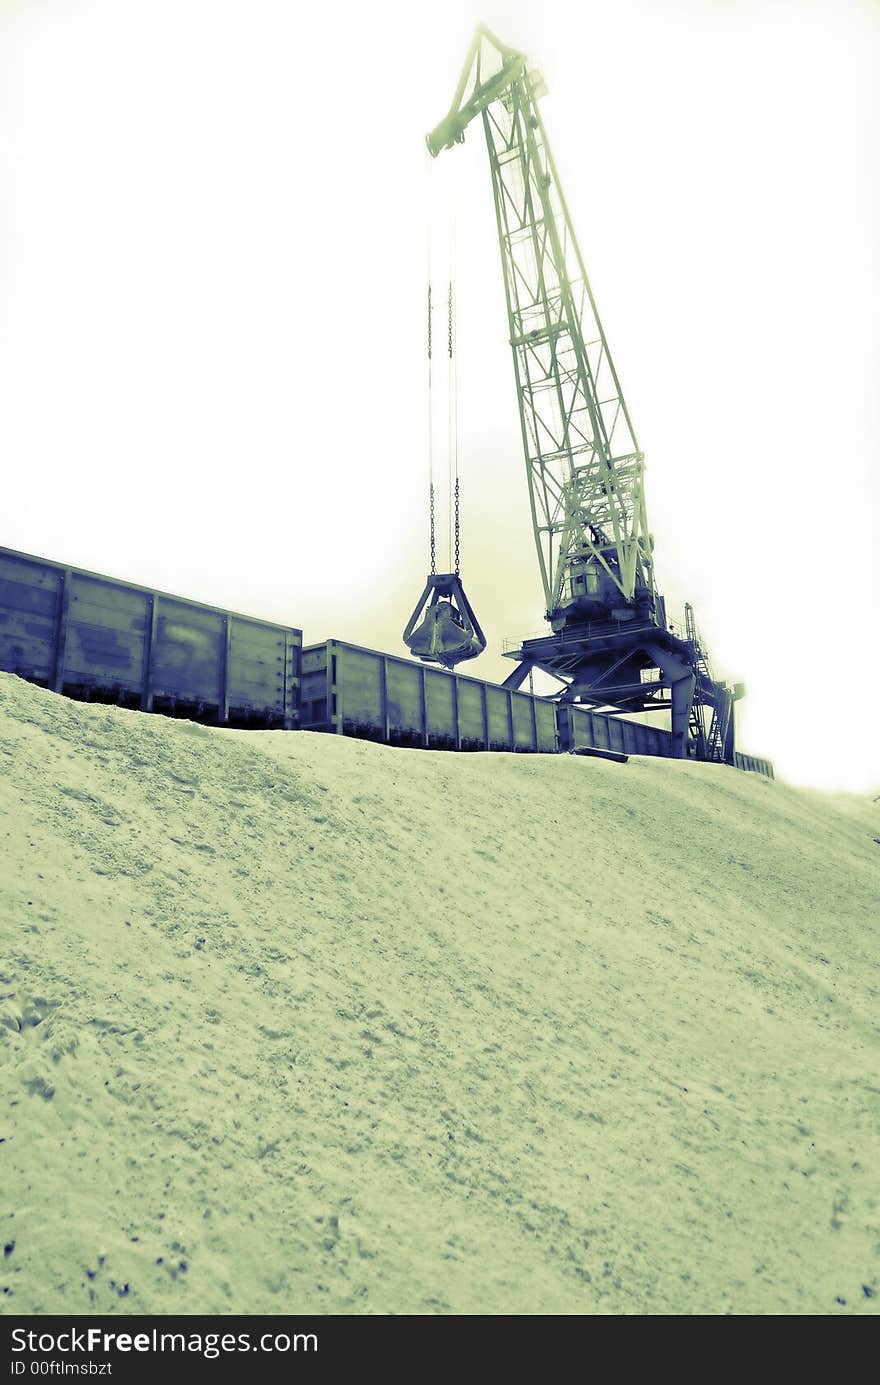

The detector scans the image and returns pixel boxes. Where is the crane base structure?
[501,619,741,762]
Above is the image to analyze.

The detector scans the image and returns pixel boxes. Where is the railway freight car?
[557,704,675,759]
[558,706,772,773]
[301,639,559,752]
[733,751,774,779]
[0,544,774,777]
[301,639,696,762]
[0,545,301,728]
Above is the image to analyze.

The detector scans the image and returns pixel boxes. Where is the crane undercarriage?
[501,617,739,762]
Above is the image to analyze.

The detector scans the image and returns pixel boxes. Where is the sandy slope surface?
[0,672,877,1316]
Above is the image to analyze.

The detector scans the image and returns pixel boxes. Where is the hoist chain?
[427,282,436,575]
[448,282,453,359]
[448,281,461,577]
[430,482,436,576]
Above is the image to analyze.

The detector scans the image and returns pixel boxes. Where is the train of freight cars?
[0,545,773,777]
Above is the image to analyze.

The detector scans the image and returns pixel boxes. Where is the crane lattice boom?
[427,27,655,623]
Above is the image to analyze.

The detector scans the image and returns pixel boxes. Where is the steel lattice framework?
[427,28,655,621]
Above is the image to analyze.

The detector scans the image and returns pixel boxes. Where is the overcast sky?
[1,0,877,791]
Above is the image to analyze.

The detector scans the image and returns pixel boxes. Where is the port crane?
[405,26,741,760]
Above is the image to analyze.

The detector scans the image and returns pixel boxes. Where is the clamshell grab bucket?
[407,601,482,663]
[402,573,486,670]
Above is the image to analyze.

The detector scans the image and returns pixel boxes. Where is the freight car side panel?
[0,553,63,685]
[733,751,774,779]
[534,699,558,753]
[336,645,384,737]
[63,574,150,695]
[302,640,559,754]
[424,668,457,746]
[608,717,625,754]
[560,704,674,758]
[385,658,424,743]
[0,545,301,727]
[455,678,486,749]
[511,691,537,750]
[484,685,510,750]
[301,645,331,727]
[152,597,224,704]
[227,618,299,726]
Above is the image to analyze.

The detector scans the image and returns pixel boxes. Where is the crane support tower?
[427,26,742,759]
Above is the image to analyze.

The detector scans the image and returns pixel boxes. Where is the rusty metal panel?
[336,644,384,738]
[454,677,487,749]
[511,690,536,750]
[0,545,302,727]
[0,552,64,684]
[302,640,559,754]
[384,657,423,741]
[563,705,592,752]
[63,573,150,694]
[562,704,674,758]
[656,726,670,756]
[534,699,558,752]
[733,751,774,779]
[424,667,457,746]
[301,644,331,728]
[281,630,302,729]
[485,685,512,750]
[626,717,673,756]
[620,720,638,754]
[66,573,150,632]
[226,615,299,724]
[151,597,224,704]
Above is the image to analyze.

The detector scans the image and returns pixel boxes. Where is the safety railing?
[502,620,664,654]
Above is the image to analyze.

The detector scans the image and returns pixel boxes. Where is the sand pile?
[0,671,877,1315]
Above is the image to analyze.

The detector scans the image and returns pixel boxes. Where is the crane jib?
[422,26,654,627]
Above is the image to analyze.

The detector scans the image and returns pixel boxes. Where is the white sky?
[1,0,878,791]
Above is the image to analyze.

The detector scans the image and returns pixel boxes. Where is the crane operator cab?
[403,573,486,670]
